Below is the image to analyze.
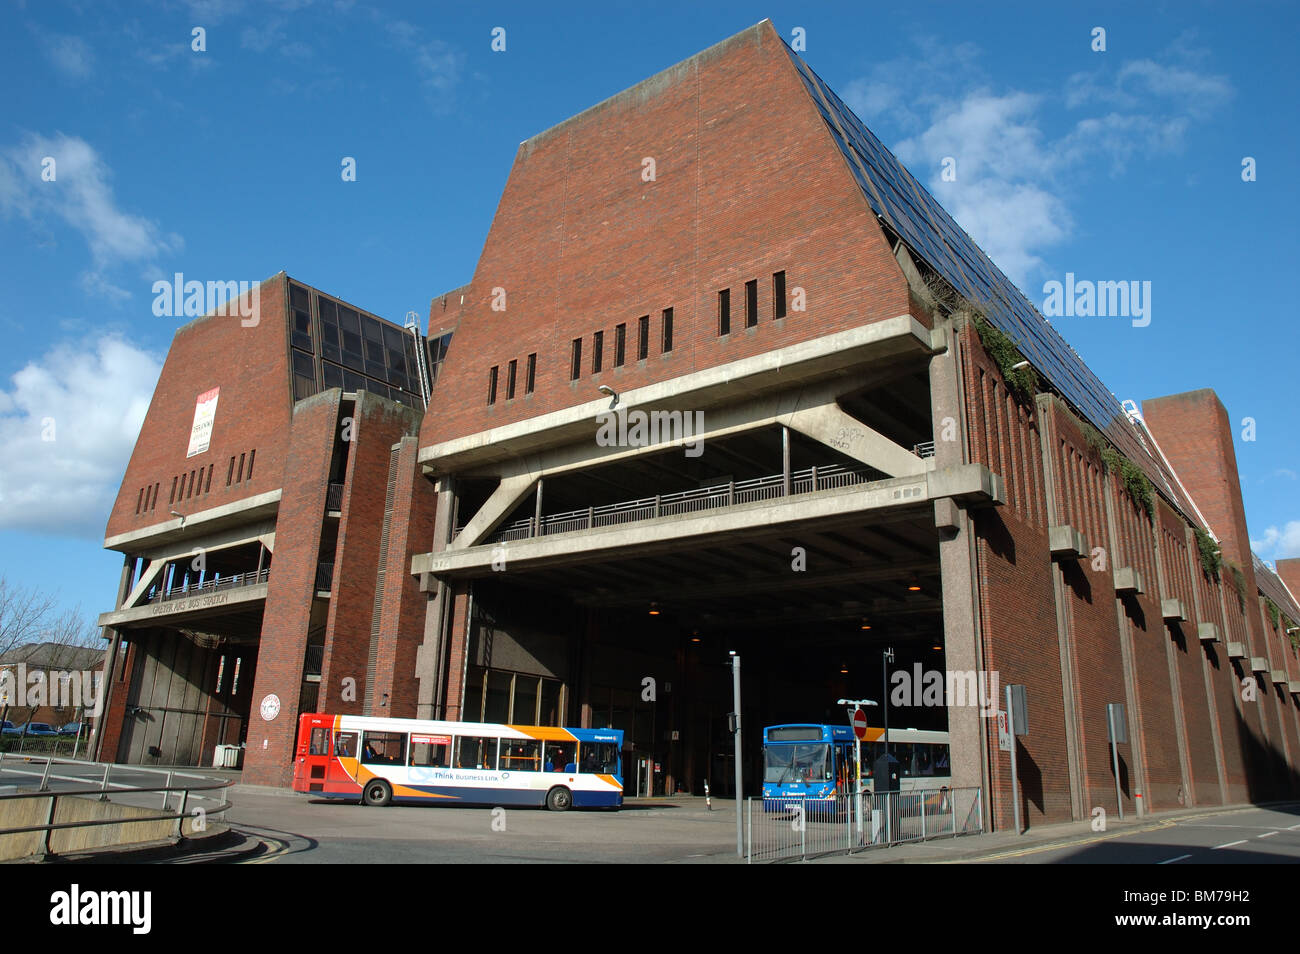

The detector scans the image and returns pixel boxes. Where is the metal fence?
[146,566,270,604]
[0,752,234,858]
[746,787,983,863]
[468,463,877,544]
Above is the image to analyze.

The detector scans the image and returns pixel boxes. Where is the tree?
[0,578,103,728]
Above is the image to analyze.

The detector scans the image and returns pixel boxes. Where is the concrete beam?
[416,472,934,578]
[419,315,939,474]
[103,489,281,552]
[97,582,268,628]
[450,473,536,550]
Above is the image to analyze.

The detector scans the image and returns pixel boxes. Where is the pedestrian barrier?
[746,787,983,862]
[0,751,233,859]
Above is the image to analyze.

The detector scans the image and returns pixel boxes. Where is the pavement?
[5,757,1299,863]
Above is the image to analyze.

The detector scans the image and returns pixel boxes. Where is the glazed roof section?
[782,43,1195,520]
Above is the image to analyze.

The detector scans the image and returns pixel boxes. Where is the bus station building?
[93,21,1300,831]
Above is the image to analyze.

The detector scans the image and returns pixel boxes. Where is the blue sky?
[1,0,1298,622]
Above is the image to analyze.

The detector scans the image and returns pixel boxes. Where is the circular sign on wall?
[260,694,281,722]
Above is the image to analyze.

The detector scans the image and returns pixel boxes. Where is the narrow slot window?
[614,324,626,367]
[169,476,178,505]
[236,452,246,483]
[745,279,758,328]
[506,359,517,400]
[592,330,604,374]
[718,289,731,336]
[662,308,673,353]
[570,339,582,380]
[637,315,649,361]
[244,452,253,483]
[487,365,499,405]
[226,457,236,487]
[525,353,536,394]
[773,271,787,319]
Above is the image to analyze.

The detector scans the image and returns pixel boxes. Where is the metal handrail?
[0,753,235,856]
[468,463,875,544]
[148,567,270,604]
[325,481,345,511]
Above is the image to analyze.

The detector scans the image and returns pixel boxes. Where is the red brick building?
[95,21,1300,829]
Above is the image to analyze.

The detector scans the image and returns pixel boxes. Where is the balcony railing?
[463,463,875,546]
[304,644,324,676]
[315,562,335,593]
[146,567,270,605]
[325,482,344,512]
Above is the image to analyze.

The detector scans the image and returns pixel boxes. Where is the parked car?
[0,720,18,737]
[57,722,82,737]
[13,722,57,737]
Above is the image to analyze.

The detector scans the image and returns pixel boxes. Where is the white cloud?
[1252,522,1300,561]
[381,17,464,108]
[893,92,1070,286]
[0,133,181,299]
[0,336,162,539]
[841,38,1232,292]
[38,32,94,80]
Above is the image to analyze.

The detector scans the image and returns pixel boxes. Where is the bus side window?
[544,741,576,773]
[334,731,357,758]
[309,728,328,756]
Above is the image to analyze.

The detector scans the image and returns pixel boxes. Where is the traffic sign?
[852,708,868,739]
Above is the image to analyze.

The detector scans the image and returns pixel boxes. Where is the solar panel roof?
[783,44,1194,520]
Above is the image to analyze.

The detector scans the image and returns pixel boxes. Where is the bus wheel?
[545,786,572,812]
[362,779,392,807]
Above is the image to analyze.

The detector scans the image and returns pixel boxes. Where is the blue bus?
[761,724,951,809]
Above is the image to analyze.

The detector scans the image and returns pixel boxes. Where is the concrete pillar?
[416,476,455,719]
[1034,395,1085,820]
[90,555,134,762]
[928,321,989,822]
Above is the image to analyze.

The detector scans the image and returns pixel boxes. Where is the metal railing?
[325,481,345,511]
[304,643,325,676]
[147,567,269,604]
[0,752,234,858]
[315,562,335,592]
[465,463,876,544]
[745,787,983,863]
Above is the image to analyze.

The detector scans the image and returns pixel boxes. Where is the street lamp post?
[838,697,878,842]
[730,651,742,859]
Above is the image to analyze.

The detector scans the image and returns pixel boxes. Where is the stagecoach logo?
[49,884,151,934]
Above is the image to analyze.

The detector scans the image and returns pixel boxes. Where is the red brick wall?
[316,394,411,715]
[1160,507,1221,805]
[419,21,910,449]
[241,390,340,787]
[318,396,421,717]
[373,437,438,718]
[106,273,291,539]
[961,326,1071,829]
